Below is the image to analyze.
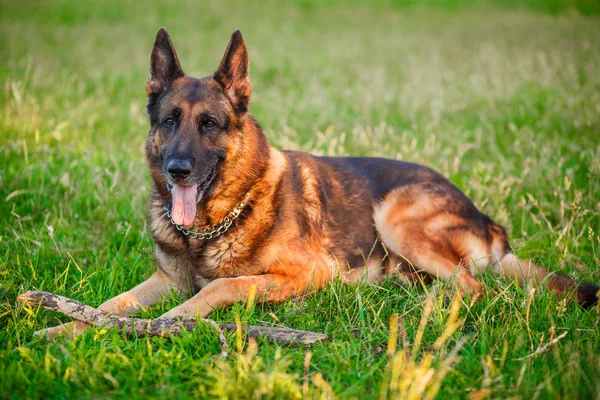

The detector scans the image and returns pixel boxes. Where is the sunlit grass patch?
[379,295,466,400]
[205,340,328,400]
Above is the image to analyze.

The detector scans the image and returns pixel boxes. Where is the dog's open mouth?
[166,164,219,227]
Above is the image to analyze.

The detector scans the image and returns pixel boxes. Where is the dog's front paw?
[98,292,140,316]
[34,321,89,341]
[160,306,190,319]
[160,304,214,319]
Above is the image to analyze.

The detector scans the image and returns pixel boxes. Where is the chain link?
[163,192,250,241]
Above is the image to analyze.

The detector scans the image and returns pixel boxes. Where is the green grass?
[1,0,600,398]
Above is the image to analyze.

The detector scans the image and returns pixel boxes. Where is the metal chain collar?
[163,192,250,240]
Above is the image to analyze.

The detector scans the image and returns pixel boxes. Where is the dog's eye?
[204,120,216,129]
[164,118,174,127]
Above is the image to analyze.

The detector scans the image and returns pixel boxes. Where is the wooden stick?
[17,290,328,346]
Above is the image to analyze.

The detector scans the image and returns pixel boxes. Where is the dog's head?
[144,29,253,227]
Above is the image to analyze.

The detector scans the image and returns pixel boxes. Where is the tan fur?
[343,258,387,284]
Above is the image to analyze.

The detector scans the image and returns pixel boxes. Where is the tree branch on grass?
[17,290,328,346]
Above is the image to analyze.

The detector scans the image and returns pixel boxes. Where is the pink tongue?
[171,184,198,227]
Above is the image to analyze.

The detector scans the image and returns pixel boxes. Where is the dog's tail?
[495,253,599,308]
[490,226,599,308]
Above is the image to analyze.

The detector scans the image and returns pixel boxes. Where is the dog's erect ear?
[146,28,184,99]
[214,30,251,112]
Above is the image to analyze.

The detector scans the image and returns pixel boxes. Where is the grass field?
[1,0,600,398]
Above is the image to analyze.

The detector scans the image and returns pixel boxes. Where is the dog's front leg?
[36,269,188,339]
[160,273,312,319]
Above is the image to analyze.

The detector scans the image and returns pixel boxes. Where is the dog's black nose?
[167,159,192,180]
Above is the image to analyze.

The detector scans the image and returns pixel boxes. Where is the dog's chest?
[155,235,251,292]
[152,205,257,277]
[189,232,257,278]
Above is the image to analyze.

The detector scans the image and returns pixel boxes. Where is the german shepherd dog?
[41,29,598,338]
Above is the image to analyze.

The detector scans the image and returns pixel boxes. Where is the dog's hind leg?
[373,187,493,296]
[373,185,600,307]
